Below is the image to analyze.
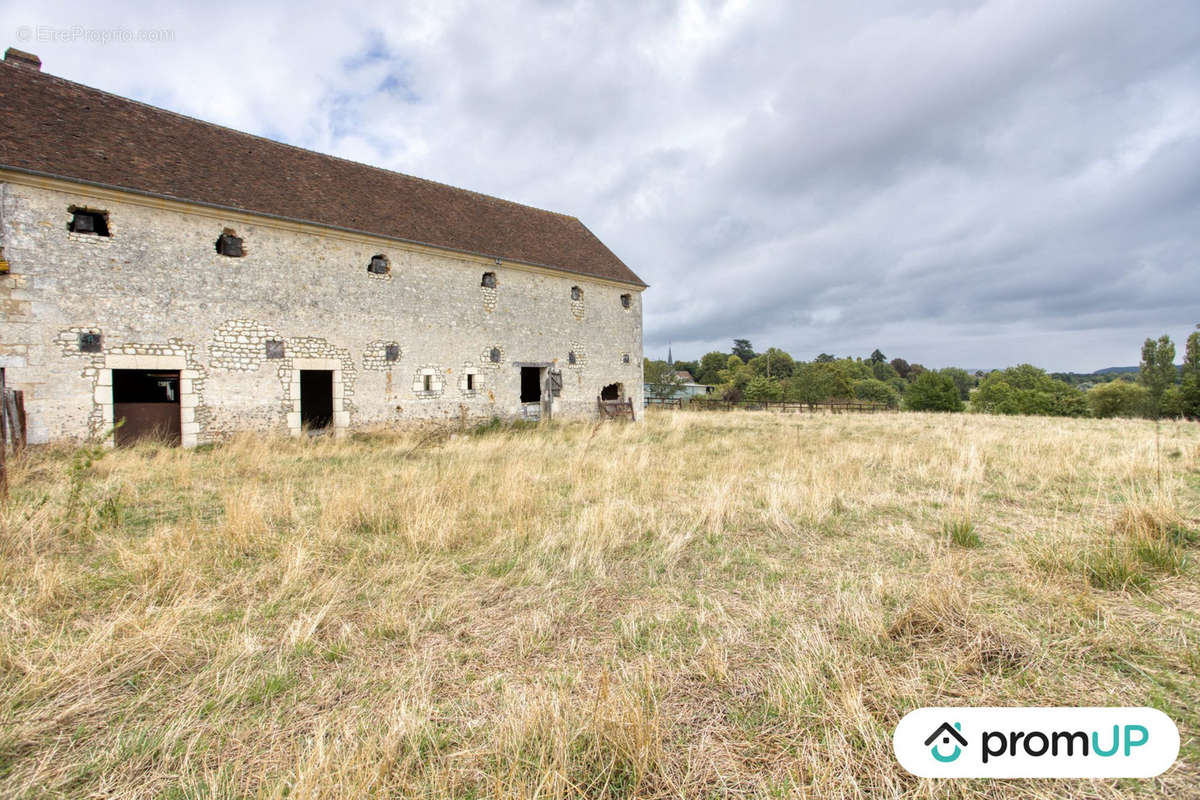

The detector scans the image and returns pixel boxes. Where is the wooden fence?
[645,397,891,414]
[598,397,637,419]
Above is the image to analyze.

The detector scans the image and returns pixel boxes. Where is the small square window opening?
[78,332,102,353]
[216,230,243,257]
[69,208,110,236]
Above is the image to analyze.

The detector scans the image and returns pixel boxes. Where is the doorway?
[520,366,542,404]
[300,370,333,431]
[520,365,548,420]
[113,369,181,446]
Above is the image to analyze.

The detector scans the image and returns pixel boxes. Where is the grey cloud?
[3,0,1197,370]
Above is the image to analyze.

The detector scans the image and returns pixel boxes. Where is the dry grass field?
[0,410,1197,799]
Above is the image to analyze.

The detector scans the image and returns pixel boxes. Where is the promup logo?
[924,722,967,763]
[894,708,1179,778]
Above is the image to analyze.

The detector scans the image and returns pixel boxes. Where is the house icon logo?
[924,721,967,762]
[896,707,1180,778]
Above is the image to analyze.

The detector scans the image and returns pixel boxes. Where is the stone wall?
[0,179,644,444]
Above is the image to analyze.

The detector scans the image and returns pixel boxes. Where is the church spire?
[668,342,673,365]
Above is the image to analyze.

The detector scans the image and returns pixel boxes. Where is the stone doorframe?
[287,357,348,438]
[98,354,199,447]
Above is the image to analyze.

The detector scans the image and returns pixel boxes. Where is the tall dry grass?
[0,411,1197,798]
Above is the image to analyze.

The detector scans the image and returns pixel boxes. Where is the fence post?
[0,370,7,500]
[5,388,22,451]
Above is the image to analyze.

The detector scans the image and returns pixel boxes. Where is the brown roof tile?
[0,57,645,286]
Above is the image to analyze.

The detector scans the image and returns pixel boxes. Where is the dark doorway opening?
[600,382,623,401]
[300,370,334,431]
[520,366,542,403]
[113,369,181,447]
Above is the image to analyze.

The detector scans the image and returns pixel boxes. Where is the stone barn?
[0,50,645,446]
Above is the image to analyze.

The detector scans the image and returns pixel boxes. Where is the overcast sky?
[3,0,1197,371]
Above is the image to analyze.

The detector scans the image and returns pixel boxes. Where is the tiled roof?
[0,55,644,286]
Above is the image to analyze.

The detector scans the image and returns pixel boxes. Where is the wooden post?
[4,388,19,450]
[14,388,27,450]
[0,370,7,500]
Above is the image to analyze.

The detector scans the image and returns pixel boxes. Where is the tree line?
[645,326,1200,420]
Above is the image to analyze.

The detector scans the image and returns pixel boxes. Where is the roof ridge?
[0,58,579,223]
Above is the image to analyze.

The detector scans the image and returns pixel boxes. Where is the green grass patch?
[1081,540,1153,591]
[942,518,981,548]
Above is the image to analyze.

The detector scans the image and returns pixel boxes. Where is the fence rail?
[645,397,891,414]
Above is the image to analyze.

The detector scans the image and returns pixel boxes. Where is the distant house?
[678,380,716,398]
[645,369,714,400]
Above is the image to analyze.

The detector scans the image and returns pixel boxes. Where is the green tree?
[1161,385,1185,418]
[904,371,963,412]
[852,378,900,408]
[1180,326,1200,420]
[748,347,795,379]
[716,355,753,398]
[814,352,836,363]
[868,349,886,365]
[1184,326,1200,373]
[643,359,684,398]
[731,339,756,362]
[843,358,874,381]
[744,375,783,402]
[787,362,854,403]
[871,361,901,383]
[939,367,975,401]
[1139,334,1176,416]
[973,364,1088,417]
[696,350,728,385]
[889,358,911,379]
[1087,380,1150,418]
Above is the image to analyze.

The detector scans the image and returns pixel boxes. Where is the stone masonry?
[0,179,644,445]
